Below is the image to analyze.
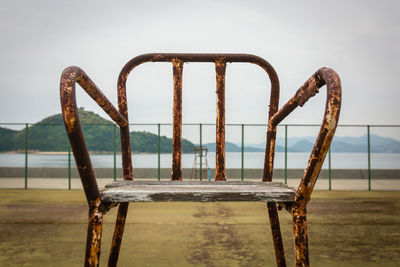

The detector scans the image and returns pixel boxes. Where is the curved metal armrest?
[270,67,342,209]
[60,66,128,207]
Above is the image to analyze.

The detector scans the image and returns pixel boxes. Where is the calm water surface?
[0,152,399,169]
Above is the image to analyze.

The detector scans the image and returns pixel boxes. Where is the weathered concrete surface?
[1,167,399,179]
[101,181,296,202]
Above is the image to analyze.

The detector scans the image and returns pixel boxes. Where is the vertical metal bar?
[200,123,203,181]
[24,123,28,189]
[85,197,103,267]
[113,124,117,181]
[328,148,332,191]
[171,58,183,180]
[241,124,244,181]
[158,123,161,181]
[215,59,227,180]
[108,202,129,267]
[293,207,309,267]
[367,125,371,191]
[119,126,133,180]
[267,203,287,267]
[68,145,71,190]
[284,125,288,185]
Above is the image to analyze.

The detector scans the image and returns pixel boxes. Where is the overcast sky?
[0,0,399,142]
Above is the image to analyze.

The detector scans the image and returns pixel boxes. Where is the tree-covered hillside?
[0,108,195,153]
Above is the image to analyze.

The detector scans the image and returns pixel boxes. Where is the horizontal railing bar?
[1,122,399,127]
[119,53,282,64]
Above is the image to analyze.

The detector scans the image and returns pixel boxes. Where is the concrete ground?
[0,177,399,190]
[0,190,399,266]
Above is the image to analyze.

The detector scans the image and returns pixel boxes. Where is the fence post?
[367,125,371,191]
[158,124,161,181]
[200,123,203,181]
[113,124,117,181]
[68,145,71,190]
[24,123,28,189]
[284,125,288,185]
[241,124,244,181]
[328,148,331,191]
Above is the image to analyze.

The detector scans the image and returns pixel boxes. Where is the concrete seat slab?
[100,181,296,202]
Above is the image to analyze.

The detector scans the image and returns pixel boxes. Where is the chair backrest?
[116,54,280,182]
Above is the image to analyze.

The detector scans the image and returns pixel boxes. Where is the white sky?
[0,0,399,142]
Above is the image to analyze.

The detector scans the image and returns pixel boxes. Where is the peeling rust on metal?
[292,68,341,207]
[294,75,320,107]
[171,58,184,181]
[86,197,103,267]
[292,207,309,267]
[268,202,287,267]
[108,202,129,266]
[268,67,341,266]
[60,66,127,206]
[215,58,227,181]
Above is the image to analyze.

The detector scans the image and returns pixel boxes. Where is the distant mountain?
[1,111,399,153]
[334,135,394,146]
[384,141,400,153]
[0,127,18,151]
[204,142,261,152]
[203,142,286,153]
[289,140,313,152]
[0,109,195,153]
[246,134,400,153]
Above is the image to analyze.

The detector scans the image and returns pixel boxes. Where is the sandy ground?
[0,177,399,190]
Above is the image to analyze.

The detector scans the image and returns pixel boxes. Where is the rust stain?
[86,197,103,267]
[117,61,133,181]
[292,68,342,207]
[215,58,227,181]
[294,75,320,107]
[60,66,129,201]
[171,58,184,181]
[108,203,129,266]
[267,202,287,267]
[292,207,309,267]
[263,125,277,182]
[269,67,340,266]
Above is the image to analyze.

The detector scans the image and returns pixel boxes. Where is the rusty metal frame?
[60,66,127,266]
[60,53,341,267]
[269,67,342,266]
[117,53,280,182]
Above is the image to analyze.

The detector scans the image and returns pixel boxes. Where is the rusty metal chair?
[60,53,341,267]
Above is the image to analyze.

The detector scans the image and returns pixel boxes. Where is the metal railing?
[0,122,399,190]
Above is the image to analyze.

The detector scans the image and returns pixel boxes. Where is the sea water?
[0,152,399,169]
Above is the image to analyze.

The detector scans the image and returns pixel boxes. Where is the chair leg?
[85,198,104,267]
[267,202,287,267]
[292,207,309,267]
[108,202,129,267]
